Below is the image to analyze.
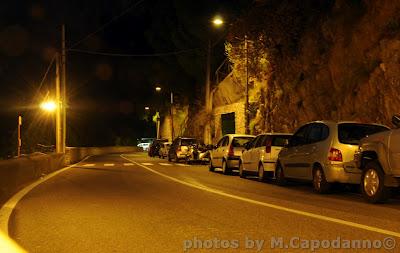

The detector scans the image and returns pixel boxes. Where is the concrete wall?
[212,101,246,143]
[0,146,140,206]
[65,146,140,164]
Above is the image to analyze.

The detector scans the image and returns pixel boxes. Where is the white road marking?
[159,163,172,166]
[175,163,189,167]
[82,163,95,167]
[0,156,91,236]
[121,154,400,238]
[104,163,114,167]
[141,163,154,166]
[123,163,134,166]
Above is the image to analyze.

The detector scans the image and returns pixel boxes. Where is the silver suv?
[277,121,389,193]
[209,134,255,174]
[356,115,400,203]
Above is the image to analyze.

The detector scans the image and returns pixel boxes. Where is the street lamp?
[212,16,224,27]
[145,106,150,110]
[155,86,162,92]
[204,15,224,145]
[40,100,57,112]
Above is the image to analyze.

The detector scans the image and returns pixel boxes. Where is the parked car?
[168,137,199,162]
[158,142,172,159]
[137,142,151,151]
[240,133,292,181]
[148,139,168,157]
[276,121,390,193]
[209,134,255,174]
[355,115,400,203]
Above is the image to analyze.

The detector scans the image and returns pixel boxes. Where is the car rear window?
[272,135,292,147]
[338,123,389,145]
[232,137,254,147]
[181,139,197,146]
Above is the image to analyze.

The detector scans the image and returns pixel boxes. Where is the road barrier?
[0,146,140,206]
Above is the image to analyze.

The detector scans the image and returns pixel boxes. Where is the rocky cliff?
[225,0,400,134]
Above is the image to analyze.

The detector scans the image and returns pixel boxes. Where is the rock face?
[226,0,400,134]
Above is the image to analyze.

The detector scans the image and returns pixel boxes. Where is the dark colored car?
[148,139,168,157]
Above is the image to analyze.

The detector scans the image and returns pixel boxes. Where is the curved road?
[6,153,400,252]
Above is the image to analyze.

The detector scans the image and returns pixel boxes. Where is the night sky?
[0,0,252,157]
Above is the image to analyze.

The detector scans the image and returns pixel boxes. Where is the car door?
[295,124,326,179]
[241,137,256,171]
[389,128,400,172]
[251,135,267,171]
[280,125,311,179]
[219,136,230,166]
[245,136,261,171]
[211,137,224,166]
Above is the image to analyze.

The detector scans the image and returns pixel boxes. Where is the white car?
[209,134,255,174]
[239,133,292,181]
[137,142,151,151]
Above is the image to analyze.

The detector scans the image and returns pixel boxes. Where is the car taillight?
[265,138,272,153]
[228,145,234,157]
[328,147,343,162]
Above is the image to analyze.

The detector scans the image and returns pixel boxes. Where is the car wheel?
[222,160,230,175]
[312,166,331,194]
[258,163,265,182]
[361,161,390,203]
[175,153,179,163]
[168,154,172,162]
[275,162,286,186]
[239,162,246,178]
[209,158,215,172]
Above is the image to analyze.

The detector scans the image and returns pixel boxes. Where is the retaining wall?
[0,146,140,206]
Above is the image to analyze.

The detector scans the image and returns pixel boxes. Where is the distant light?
[40,101,57,112]
[212,17,224,27]
[155,86,162,92]
[145,106,150,110]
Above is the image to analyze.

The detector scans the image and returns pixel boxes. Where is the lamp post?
[154,86,175,141]
[204,16,224,145]
[155,86,162,139]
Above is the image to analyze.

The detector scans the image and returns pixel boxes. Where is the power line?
[68,0,146,50]
[37,55,56,93]
[68,48,200,57]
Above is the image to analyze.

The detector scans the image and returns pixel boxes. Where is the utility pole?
[204,40,212,145]
[245,35,250,134]
[55,53,62,153]
[17,115,22,157]
[170,92,174,141]
[61,25,67,153]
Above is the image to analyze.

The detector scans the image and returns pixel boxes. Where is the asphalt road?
[6,152,400,252]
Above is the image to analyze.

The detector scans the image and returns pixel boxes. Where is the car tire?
[258,163,265,182]
[275,162,286,186]
[312,166,331,194]
[168,154,172,162]
[239,161,246,178]
[222,160,230,175]
[209,158,215,172]
[361,161,390,203]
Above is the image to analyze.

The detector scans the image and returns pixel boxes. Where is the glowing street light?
[212,16,224,27]
[40,100,57,112]
[145,106,150,110]
[155,86,162,92]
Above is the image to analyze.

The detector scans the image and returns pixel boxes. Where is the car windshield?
[232,137,254,147]
[338,123,389,145]
[181,139,197,146]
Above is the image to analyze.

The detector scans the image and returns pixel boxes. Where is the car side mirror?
[392,115,400,128]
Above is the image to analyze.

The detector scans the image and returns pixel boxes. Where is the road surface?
[6,153,400,252]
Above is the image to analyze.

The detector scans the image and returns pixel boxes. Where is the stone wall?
[212,101,246,143]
